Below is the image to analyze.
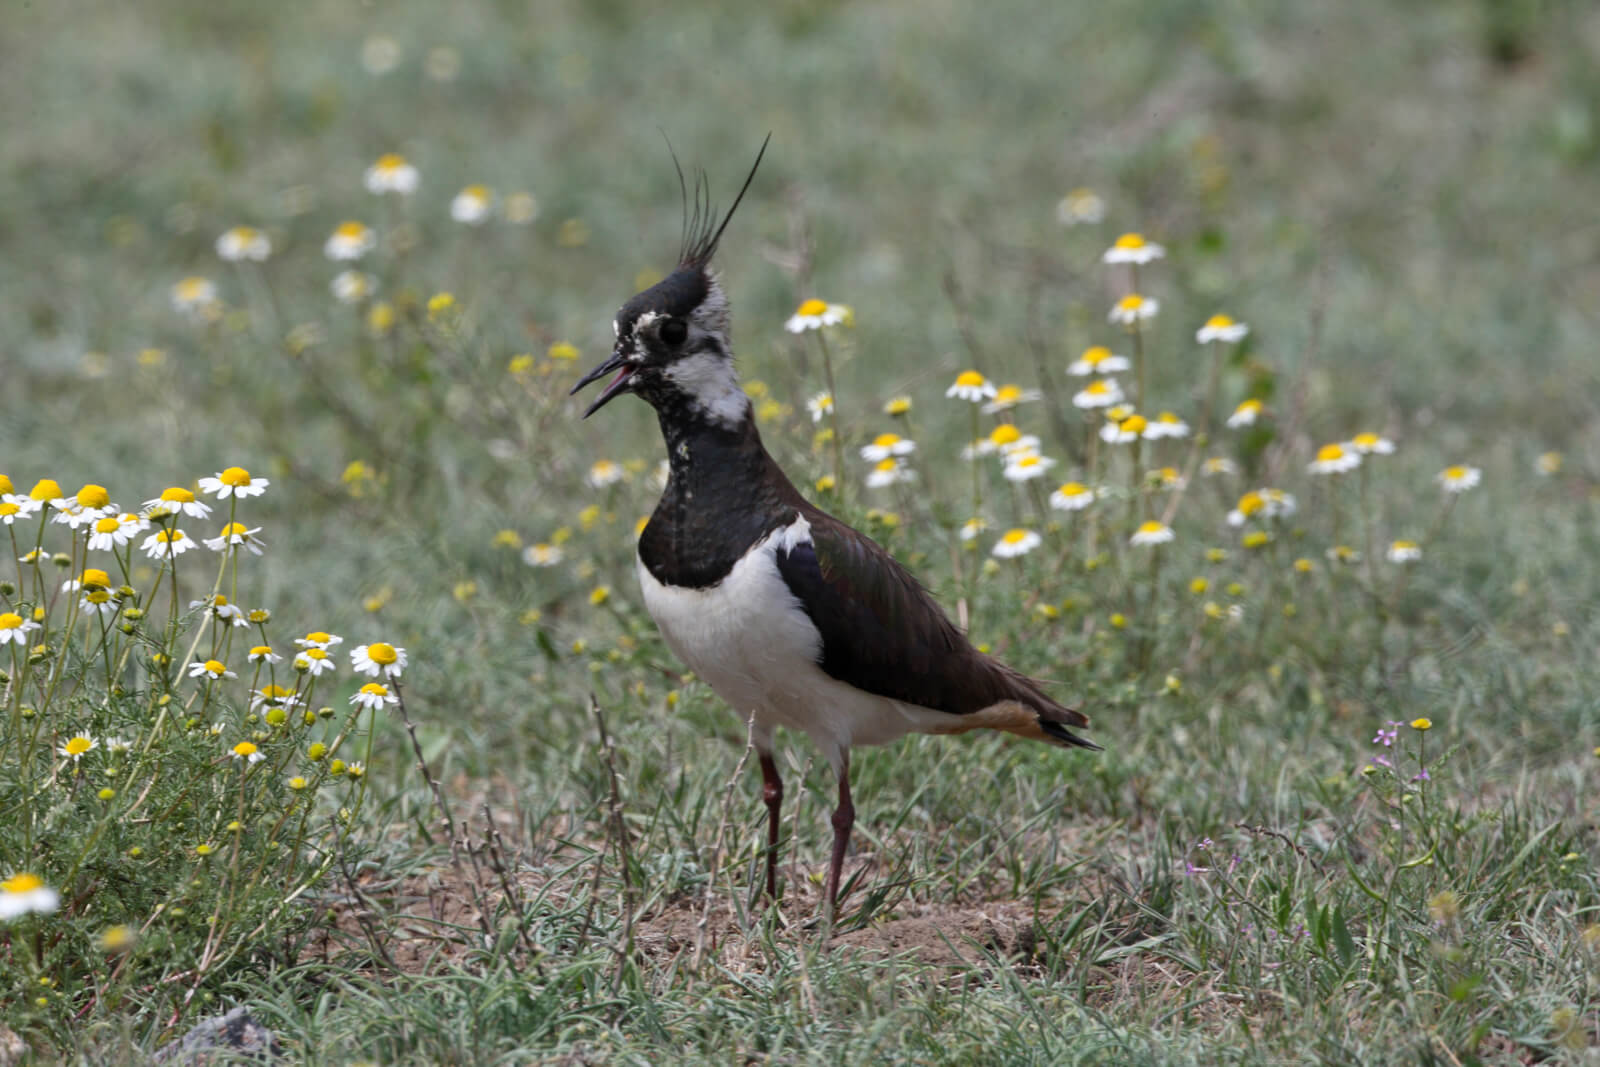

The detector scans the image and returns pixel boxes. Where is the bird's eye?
[659,319,688,346]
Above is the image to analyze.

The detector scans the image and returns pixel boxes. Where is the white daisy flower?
[215,226,272,262]
[784,299,849,333]
[991,528,1041,559]
[1308,443,1361,475]
[450,185,494,225]
[1056,188,1105,226]
[188,659,235,682]
[523,543,563,567]
[1072,379,1123,409]
[78,589,119,618]
[198,467,269,499]
[171,276,219,317]
[351,681,397,712]
[0,873,60,920]
[1100,414,1148,444]
[1201,457,1237,477]
[1145,412,1190,439]
[1003,453,1056,483]
[586,460,625,488]
[1349,432,1396,455]
[141,529,194,559]
[1387,540,1422,563]
[229,741,265,764]
[57,732,99,762]
[504,191,539,224]
[1436,465,1481,493]
[982,384,1042,414]
[324,221,377,261]
[143,487,212,520]
[860,434,916,462]
[331,270,377,304]
[1108,294,1159,325]
[0,611,41,646]
[1050,483,1096,511]
[204,523,264,556]
[959,517,988,542]
[806,392,834,423]
[1226,399,1264,428]
[105,736,133,754]
[364,153,420,195]
[1102,233,1165,265]
[945,370,998,403]
[295,631,344,650]
[247,645,282,665]
[865,458,916,489]
[350,641,407,679]
[1130,520,1175,546]
[293,647,337,677]
[86,514,137,551]
[0,499,29,525]
[1195,314,1249,344]
[1068,346,1131,376]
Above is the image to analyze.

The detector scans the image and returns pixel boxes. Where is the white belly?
[635,515,951,769]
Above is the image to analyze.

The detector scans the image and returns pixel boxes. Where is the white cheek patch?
[632,311,663,337]
[664,352,750,427]
[612,319,619,338]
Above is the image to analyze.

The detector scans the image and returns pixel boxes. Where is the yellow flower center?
[1237,492,1264,516]
[30,478,62,502]
[2,872,44,893]
[993,385,1022,404]
[1443,465,1468,480]
[305,631,331,644]
[1351,433,1380,449]
[1236,399,1262,414]
[954,370,986,388]
[874,458,898,472]
[462,184,491,201]
[1120,415,1147,434]
[1058,482,1087,496]
[0,475,10,494]
[375,152,407,171]
[1157,413,1181,424]
[175,278,211,301]
[0,502,17,518]
[884,396,912,415]
[335,221,368,240]
[1117,295,1145,312]
[360,682,389,697]
[64,737,92,756]
[1316,444,1346,462]
[203,659,225,674]
[427,292,455,315]
[81,568,111,589]
[1081,346,1110,365]
[218,523,250,537]
[94,516,120,534]
[1159,466,1179,481]
[1243,531,1270,549]
[219,467,252,487]
[1013,455,1042,469]
[1136,521,1166,536]
[76,484,110,508]
[0,612,21,630]
[872,433,902,449]
[989,425,1021,446]
[366,642,398,665]
[232,742,258,758]
[1411,718,1432,731]
[1085,381,1111,396]
[231,226,258,241]
[259,684,294,699]
[1393,539,1418,551]
[1114,233,1146,249]
[548,341,580,361]
[1206,314,1234,328]
[250,645,273,657]
[796,298,828,317]
[1001,529,1030,545]
[303,648,327,661]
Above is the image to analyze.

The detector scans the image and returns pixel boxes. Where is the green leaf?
[1331,906,1356,967]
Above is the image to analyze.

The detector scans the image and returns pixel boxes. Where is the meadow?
[3,0,1600,1062]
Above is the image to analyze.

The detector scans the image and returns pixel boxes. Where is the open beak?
[570,348,635,418]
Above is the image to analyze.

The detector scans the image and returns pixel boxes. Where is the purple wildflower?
[1373,721,1400,747]
[1412,768,1430,782]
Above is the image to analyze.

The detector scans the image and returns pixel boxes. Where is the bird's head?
[573,137,769,427]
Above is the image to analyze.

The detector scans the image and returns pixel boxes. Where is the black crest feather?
[672,133,771,270]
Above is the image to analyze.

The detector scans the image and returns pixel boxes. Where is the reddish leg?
[758,753,784,900]
[824,760,854,913]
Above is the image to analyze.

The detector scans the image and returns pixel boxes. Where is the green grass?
[4,0,1600,1062]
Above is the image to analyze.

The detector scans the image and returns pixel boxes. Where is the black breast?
[638,414,803,590]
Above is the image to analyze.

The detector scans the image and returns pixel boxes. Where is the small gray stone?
[154,1007,282,1064]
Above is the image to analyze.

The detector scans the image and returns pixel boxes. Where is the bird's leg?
[758,752,783,900]
[824,758,854,914]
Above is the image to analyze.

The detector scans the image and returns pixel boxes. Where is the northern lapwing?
[572,141,1099,911]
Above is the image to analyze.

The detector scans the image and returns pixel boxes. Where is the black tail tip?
[1041,720,1102,752]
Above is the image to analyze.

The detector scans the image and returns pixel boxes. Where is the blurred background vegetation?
[5,0,1600,1060]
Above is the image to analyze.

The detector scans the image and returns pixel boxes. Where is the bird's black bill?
[571,351,633,418]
